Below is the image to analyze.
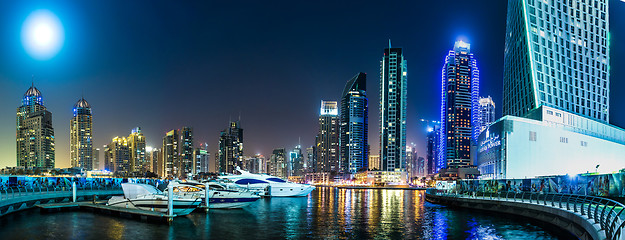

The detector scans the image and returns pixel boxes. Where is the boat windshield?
[266,178,287,183]
[235,179,269,184]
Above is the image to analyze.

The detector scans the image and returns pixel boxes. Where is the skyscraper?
[478,96,496,133]
[340,72,369,174]
[439,40,480,169]
[305,146,315,173]
[162,129,179,177]
[127,127,146,173]
[218,121,243,173]
[70,97,93,170]
[316,100,340,173]
[193,144,210,174]
[178,127,194,176]
[104,137,130,173]
[368,155,380,170]
[380,41,407,172]
[290,145,303,176]
[503,0,609,122]
[16,84,55,169]
[269,148,287,178]
[426,124,440,175]
[93,148,100,170]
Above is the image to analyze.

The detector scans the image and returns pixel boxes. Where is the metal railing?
[427,189,625,240]
[0,184,122,201]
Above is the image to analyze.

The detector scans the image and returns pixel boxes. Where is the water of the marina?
[0,187,574,240]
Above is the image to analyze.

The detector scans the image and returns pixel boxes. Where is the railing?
[427,189,625,240]
[0,184,122,202]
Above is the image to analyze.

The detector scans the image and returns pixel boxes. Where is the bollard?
[205,182,210,212]
[72,182,77,202]
[167,183,174,218]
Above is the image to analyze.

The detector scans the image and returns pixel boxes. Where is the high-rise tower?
[340,72,369,174]
[16,84,55,169]
[380,41,407,171]
[478,96,496,133]
[178,127,194,176]
[127,127,146,173]
[70,97,93,170]
[439,40,480,169]
[503,0,609,122]
[316,100,340,173]
[218,121,243,173]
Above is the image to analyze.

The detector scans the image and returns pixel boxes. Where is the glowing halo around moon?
[21,10,65,60]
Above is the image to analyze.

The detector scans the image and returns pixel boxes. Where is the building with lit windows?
[340,72,369,174]
[162,129,179,177]
[438,40,480,170]
[316,100,340,173]
[290,145,304,176]
[16,84,55,169]
[368,155,380,170]
[380,41,407,172]
[70,97,93,170]
[178,127,194,176]
[269,148,287,178]
[193,144,210,174]
[479,96,496,133]
[503,0,609,122]
[218,121,243,174]
[127,127,146,173]
[104,137,130,173]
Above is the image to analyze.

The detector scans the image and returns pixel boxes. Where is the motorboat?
[219,167,316,197]
[166,180,260,209]
[107,183,201,216]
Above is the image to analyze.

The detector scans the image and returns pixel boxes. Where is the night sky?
[0,1,624,168]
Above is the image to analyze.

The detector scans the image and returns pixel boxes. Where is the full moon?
[21,10,64,60]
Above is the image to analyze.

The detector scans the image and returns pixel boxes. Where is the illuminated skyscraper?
[305,146,315,173]
[478,96,496,132]
[70,97,93,170]
[316,100,340,173]
[218,121,243,173]
[503,0,609,122]
[380,41,407,172]
[269,148,287,178]
[127,127,146,173]
[193,144,210,174]
[340,72,368,174]
[104,136,130,173]
[439,40,480,169]
[162,129,179,177]
[16,84,55,169]
[93,148,100,170]
[178,127,194,176]
[290,145,303,176]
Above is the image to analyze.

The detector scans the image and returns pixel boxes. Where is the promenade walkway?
[426,190,625,240]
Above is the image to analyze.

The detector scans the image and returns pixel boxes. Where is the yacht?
[107,183,201,216]
[219,167,315,197]
[166,180,260,209]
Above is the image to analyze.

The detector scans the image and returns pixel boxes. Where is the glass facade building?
[479,96,496,133]
[218,121,243,174]
[379,42,407,172]
[316,100,340,173]
[340,72,368,174]
[438,41,480,170]
[70,97,93,170]
[503,0,609,122]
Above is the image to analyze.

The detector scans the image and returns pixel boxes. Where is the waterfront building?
[127,127,146,173]
[438,40,480,170]
[368,155,380,170]
[426,123,440,175]
[353,171,407,186]
[269,148,287,178]
[479,96,496,133]
[193,145,210,174]
[503,0,609,122]
[316,101,340,173]
[70,97,93,171]
[417,157,426,177]
[93,148,100,170]
[477,106,625,179]
[218,121,243,174]
[290,145,304,176]
[178,127,194,176]
[304,172,331,184]
[16,84,55,169]
[305,146,315,173]
[244,154,265,173]
[150,147,160,174]
[104,137,130,173]
[379,41,407,172]
[340,72,369,174]
[406,146,418,180]
[162,129,179,177]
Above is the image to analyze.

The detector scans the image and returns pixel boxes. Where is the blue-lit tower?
[16,83,55,169]
[70,97,94,170]
[380,41,407,172]
[340,72,368,174]
[438,40,480,169]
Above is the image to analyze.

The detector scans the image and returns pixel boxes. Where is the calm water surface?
[0,187,572,239]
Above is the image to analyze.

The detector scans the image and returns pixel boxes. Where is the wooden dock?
[37,202,177,223]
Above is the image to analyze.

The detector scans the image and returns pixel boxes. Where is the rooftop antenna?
[298,137,301,147]
[31,75,35,87]
[388,39,392,49]
[238,111,241,122]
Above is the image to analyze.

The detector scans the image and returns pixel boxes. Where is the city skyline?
[0,1,624,169]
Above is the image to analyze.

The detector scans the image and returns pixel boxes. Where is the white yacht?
[219,167,315,197]
[166,180,260,209]
[107,183,201,216]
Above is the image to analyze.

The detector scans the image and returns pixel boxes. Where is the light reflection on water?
[0,187,569,239]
